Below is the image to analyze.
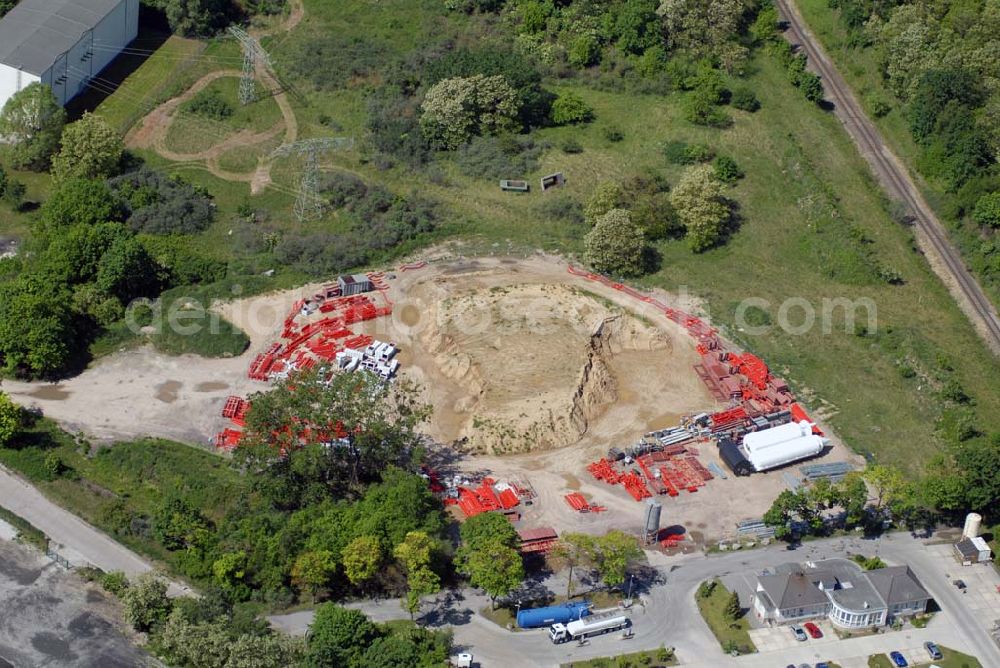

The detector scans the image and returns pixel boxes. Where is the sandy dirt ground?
[3,254,864,540]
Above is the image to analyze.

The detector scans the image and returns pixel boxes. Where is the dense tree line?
[826,0,1000,291]
[142,0,287,37]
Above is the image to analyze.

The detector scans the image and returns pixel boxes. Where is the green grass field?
[93,34,206,134]
[561,647,678,668]
[695,580,756,655]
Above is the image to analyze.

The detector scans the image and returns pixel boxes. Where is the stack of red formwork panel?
[621,472,651,500]
[498,488,519,510]
[214,428,243,451]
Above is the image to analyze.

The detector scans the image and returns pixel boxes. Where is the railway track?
[775,0,1000,356]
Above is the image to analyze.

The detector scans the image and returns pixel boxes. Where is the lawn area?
[93,34,205,134]
[694,580,756,655]
[0,420,240,578]
[561,646,677,668]
[164,77,285,155]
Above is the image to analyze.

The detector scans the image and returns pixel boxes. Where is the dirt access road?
[777,0,1000,356]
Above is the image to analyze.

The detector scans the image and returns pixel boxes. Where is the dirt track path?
[778,0,1000,355]
[126,0,304,193]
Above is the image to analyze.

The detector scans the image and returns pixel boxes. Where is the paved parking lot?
[749,620,837,652]
[927,543,1000,624]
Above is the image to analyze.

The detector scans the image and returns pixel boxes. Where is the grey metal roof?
[867,565,930,606]
[757,568,828,610]
[0,0,123,75]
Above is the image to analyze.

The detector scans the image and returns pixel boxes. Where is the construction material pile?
[441,477,530,517]
[564,492,605,513]
[589,441,715,502]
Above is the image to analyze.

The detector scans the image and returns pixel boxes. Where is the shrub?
[550,92,594,125]
[973,192,1000,228]
[713,155,743,183]
[286,36,387,91]
[800,72,824,103]
[183,88,233,121]
[602,125,625,142]
[865,92,891,118]
[108,168,215,235]
[535,195,584,226]
[560,138,583,154]
[101,570,130,597]
[664,141,714,165]
[730,86,760,112]
[568,34,601,68]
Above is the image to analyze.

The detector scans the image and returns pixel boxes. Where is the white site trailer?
[0,0,140,110]
[741,420,826,472]
[549,609,630,644]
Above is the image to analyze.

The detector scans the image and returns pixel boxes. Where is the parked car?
[803,622,823,638]
[889,651,908,667]
[791,625,808,641]
[924,641,943,660]
[953,579,967,590]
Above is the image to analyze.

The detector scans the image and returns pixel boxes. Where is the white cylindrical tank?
[963,512,982,538]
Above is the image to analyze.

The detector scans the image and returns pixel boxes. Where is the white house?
[0,0,140,110]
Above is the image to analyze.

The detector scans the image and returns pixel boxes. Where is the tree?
[212,551,250,599]
[291,550,336,600]
[955,436,1000,514]
[39,178,126,232]
[0,392,23,447]
[148,0,231,36]
[237,369,431,509]
[94,236,161,304]
[420,74,521,149]
[799,72,825,103]
[0,278,78,377]
[592,530,642,589]
[458,510,520,551]
[584,208,647,277]
[51,113,124,182]
[0,167,25,210]
[223,633,305,668]
[584,181,625,224]
[550,92,594,125]
[669,165,731,252]
[342,535,384,590]
[973,192,1000,228]
[456,540,525,608]
[393,531,441,619]
[0,83,66,171]
[122,574,171,632]
[731,86,760,112]
[862,464,908,513]
[550,533,595,597]
[724,590,741,622]
[305,604,379,668]
[657,0,750,59]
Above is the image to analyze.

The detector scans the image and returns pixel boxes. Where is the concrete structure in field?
[753,559,930,629]
[0,0,140,109]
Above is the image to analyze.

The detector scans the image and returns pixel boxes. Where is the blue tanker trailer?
[516,601,591,629]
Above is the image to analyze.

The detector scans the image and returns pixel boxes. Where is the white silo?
[643,499,662,544]
[963,512,983,539]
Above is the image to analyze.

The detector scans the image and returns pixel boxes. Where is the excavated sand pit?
[355,262,714,454]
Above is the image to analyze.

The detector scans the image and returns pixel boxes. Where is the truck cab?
[549,623,570,644]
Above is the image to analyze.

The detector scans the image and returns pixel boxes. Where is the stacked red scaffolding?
[564,492,606,513]
[214,428,243,451]
[586,458,622,484]
[221,396,249,427]
[709,406,749,433]
[455,478,520,517]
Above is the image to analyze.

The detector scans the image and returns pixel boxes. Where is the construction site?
[4,253,863,547]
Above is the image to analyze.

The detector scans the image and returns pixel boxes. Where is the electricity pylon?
[271,138,354,223]
[228,26,273,105]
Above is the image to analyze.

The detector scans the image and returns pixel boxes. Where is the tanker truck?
[548,608,631,644]
[516,601,591,629]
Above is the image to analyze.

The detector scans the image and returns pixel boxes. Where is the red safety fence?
[399,261,427,271]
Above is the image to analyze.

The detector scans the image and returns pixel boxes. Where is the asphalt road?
[0,467,192,598]
[775,0,1000,355]
[0,539,155,667]
[270,532,1000,668]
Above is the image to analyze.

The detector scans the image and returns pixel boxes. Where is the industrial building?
[0,0,140,109]
[739,420,826,472]
[753,559,930,629]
